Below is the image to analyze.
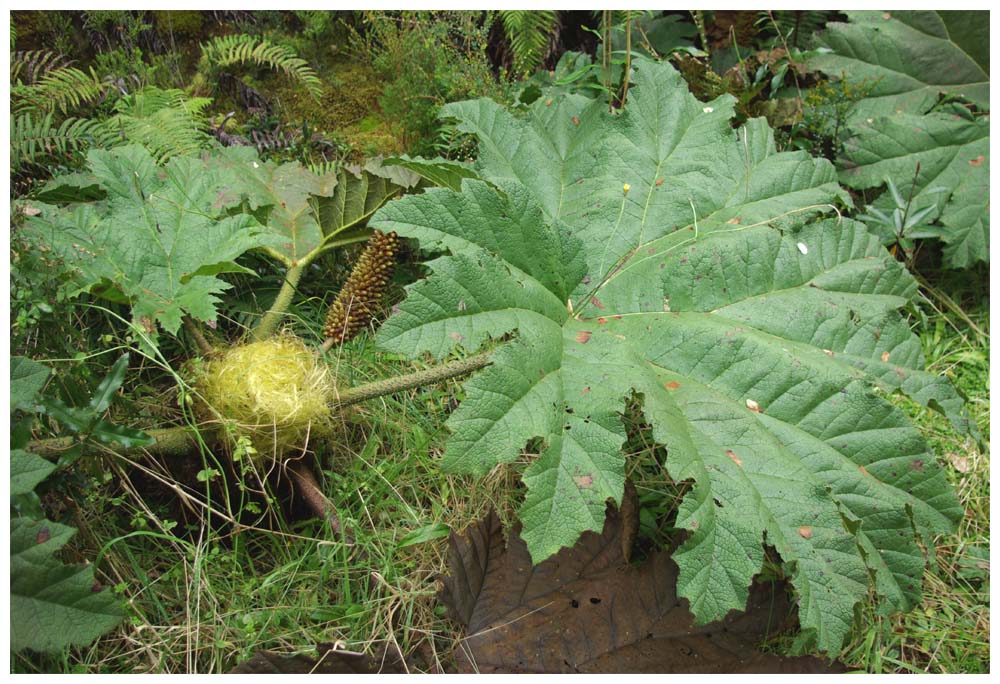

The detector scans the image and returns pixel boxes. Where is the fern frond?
[200,34,323,99]
[500,10,558,77]
[11,111,99,171]
[98,86,214,162]
[14,65,108,115]
[308,160,340,177]
[11,50,73,85]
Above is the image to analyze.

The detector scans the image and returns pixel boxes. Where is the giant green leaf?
[809,10,989,123]
[316,161,417,245]
[840,110,989,267]
[208,147,339,265]
[383,155,479,191]
[10,517,123,653]
[375,59,966,654]
[24,145,278,341]
[200,150,415,264]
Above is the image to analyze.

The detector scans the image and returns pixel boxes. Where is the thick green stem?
[26,353,493,459]
[251,262,306,342]
[25,425,219,459]
[331,352,492,409]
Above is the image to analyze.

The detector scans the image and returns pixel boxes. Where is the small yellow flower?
[623,183,631,194]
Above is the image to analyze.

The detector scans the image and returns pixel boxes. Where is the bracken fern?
[499,10,558,77]
[10,50,73,86]
[199,34,323,99]
[10,111,100,172]
[94,87,215,162]
[13,66,108,115]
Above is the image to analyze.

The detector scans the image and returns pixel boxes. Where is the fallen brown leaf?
[439,497,843,673]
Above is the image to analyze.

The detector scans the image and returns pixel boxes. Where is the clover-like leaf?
[375,59,966,654]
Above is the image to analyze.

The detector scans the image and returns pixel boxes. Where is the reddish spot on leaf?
[859,466,875,480]
[574,474,594,488]
[545,99,553,107]
[655,178,665,186]
[591,297,605,309]
[36,527,50,545]
[881,351,890,362]
[910,459,924,471]
[91,580,103,593]
[823,349,834,357]
[970,155,985,167]
[581,387,591,394]
[665,381,681,391]
[572,116,580,126]
[726,217,741,225]
[612,315,622,320]
[882,12,892,19]
[449,331,465,342]
[576,331,592,344]
[797,526,813,539]
[726,449,743,466]
[597,317,608,325]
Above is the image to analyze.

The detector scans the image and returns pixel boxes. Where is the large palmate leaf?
[807,11,990,269]
[206,151,415,264]
[24,145,277,340]
[809,10,989,123]
[841,110,989,268]
[208,147,339,265]
[375,59,966,654]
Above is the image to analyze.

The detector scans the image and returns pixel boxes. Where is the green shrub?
[354,11,510,156]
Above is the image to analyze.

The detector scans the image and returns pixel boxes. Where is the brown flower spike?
[323,230,399,345]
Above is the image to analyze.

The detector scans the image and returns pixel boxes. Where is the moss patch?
[267,57,404,160]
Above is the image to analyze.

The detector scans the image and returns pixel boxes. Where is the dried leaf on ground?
[439,500,845,674]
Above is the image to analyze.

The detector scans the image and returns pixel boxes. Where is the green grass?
[12,319,521,673]
[838,289,990,674]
